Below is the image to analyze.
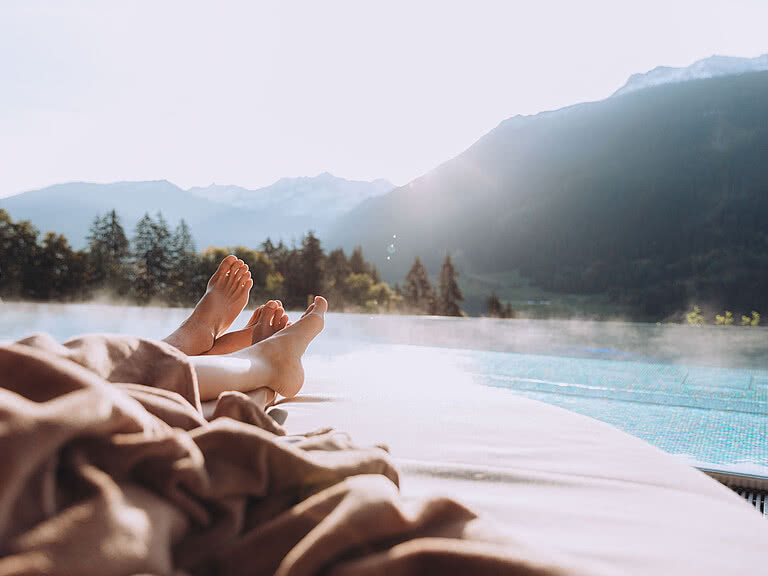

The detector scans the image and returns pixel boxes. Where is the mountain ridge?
[188,172,394,218]
[329,69,768,318]
[613,53,768,97]
[0,173,393,250]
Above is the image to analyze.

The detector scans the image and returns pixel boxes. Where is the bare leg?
[163,255,254,355]
[204,300,291,355]
[190,296,326,401]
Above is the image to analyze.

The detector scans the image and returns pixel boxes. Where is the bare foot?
[233,296,326,397]
[189,296,327,401]
[163,255,253,355]
[245,300,292,344]
[204,300,291,355]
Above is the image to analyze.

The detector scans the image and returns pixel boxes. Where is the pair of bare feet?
[163,255,290,356]
[163,255,327,401]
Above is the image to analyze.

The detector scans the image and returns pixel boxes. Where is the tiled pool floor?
[460,349,768,474]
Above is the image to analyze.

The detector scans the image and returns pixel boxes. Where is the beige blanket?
[0,334,563,576]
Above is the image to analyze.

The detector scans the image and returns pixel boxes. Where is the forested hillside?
[0,208,467,317]
[330,71,768,319]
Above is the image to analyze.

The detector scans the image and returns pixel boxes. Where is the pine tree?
[487,291,503,317]
[326,249,350,288]
[9,219,40,298]
[132,212,172,303]
[280,243,301,307]
[103,209,130,293]
[390,282,404,312]
[133,214,155,303]
[35,233,78,300]
[325,248,350,308]
[168,219,200,306]
[86,209,130,295]
[261,238,276,259]
[1,210,89,302]
[267,240,290,277]
[151,212,172,292]
[370,264,381,284]
[300,231,325,303]
[403,256,435,314]
[438,252,464,316]
[0,210,39,297]
[86,214,108,286]
[349,246,368,275]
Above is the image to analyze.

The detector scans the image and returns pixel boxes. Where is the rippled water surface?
[3,302,767,475]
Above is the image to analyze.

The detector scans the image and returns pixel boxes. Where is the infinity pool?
[457,348,768,473]
[3,302,767,475]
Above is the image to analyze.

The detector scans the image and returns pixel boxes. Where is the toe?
[272,307,285,328]
[297,297,326,327]
[235,263,249,283]
[238,275,253,299]
[277,313,290,330]
[246,305,263,327]
[260,301,280,326]
[312,296,328,315]
[210,254,238,286]
[234,268,250,289]
[277,296,325,355]
[219,255,238,271]
[227,259,241,276]
[226,260,243,288]
[301,303,315,318]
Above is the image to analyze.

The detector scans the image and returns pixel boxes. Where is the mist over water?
[321,315,768,371]
[2,302,767,370]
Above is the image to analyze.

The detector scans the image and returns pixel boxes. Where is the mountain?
[329,70,768,319]
[188,173,393,243]
[613,54,768,97]
[1,174,393,250]
[0,181,233,249]
[189,172,393,218]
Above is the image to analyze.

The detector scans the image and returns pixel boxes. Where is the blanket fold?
[0,333,558,576]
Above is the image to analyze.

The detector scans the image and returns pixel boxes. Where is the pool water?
[461,349,768,473]
[2,302,767,476]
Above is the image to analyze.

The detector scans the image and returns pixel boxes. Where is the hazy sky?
[1,0,767,197]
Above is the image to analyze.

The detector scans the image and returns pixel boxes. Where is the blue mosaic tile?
[465,349,768,473]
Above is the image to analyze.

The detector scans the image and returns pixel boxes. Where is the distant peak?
[613,53,768,97]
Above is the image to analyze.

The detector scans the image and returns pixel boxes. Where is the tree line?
[0,208,481,316]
